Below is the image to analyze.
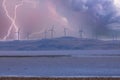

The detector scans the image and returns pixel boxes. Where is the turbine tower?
[44,30,48,39]
[49,25,55,39]
[64,28,67,37]
[79,29,84,39]
[112,32,118,40]
[26,32,31,40]
[15,27,21,40]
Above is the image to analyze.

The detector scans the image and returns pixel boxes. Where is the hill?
[0,37,119,50]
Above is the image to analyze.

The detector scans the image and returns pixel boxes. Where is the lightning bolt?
[2,0,24,40]
[2,0,37,40]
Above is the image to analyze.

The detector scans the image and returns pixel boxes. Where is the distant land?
[0,37,120,51]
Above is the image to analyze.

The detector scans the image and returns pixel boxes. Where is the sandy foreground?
[0,77,120,80]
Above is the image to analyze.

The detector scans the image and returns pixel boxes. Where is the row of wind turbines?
[15,25,85,40]
[15,25,118,41]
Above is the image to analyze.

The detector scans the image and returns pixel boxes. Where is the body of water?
[0,50,120,77]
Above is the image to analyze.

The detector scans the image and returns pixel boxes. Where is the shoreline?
[0,55,71,58]
[0,77,120,80]
[0,50,120,57]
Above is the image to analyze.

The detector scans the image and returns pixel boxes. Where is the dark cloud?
[55,0,120,38]
[0,0,120,40]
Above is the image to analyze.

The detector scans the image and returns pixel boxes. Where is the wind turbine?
[43,29,48,39]
[26,32,31,40]
[15,27,21,40]
[79,28,84,39]
[49,25,55,39]
[64,28,68,37]
[112,32,118,40]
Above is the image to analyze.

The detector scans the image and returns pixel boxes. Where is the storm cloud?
[53,0,120,38]
[0,0,120,40]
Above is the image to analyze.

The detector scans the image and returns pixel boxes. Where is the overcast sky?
[0,0,120,40]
